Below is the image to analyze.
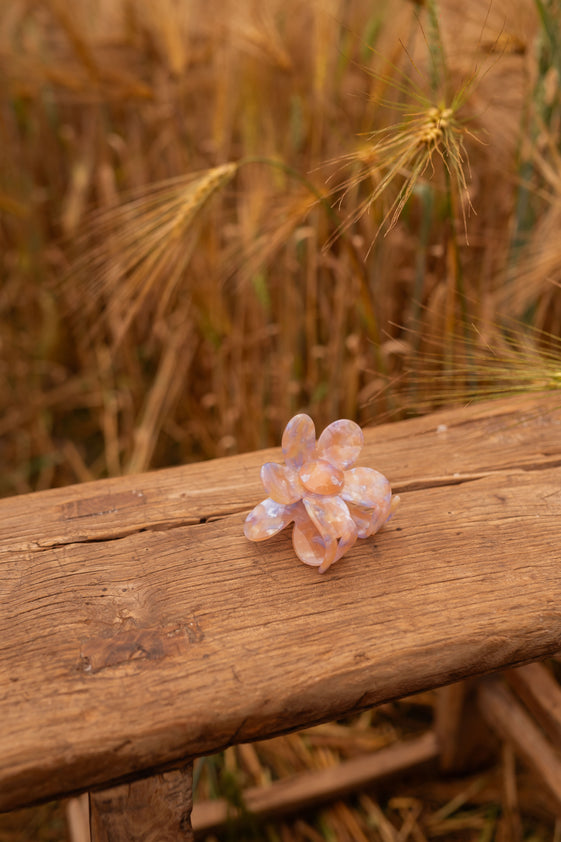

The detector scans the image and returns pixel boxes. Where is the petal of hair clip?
[299,458,345,495]
[341,467,391,510]
[244,498,295,541]
[303,494,357,544]
[320,525,358,574]
[292,519,336,568]
[316,419,364,470]
[261,462,303,504]
[282,413,316,469]
[244,413,398,572]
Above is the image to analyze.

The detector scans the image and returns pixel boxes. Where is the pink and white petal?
[318,521,358,573]
[298,458,344,496]
[292,520,337,569]
[346,498,392,538]
[303,494,356,541]
[369,491,400,534]
[244,498,295,541]
[341,467,391,510]
[261,462,303,504]
[367,506,392,536]
[316,419,363,470]
[282,414,316,469]
[345,503,374,539]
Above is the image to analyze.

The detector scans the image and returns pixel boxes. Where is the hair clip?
[244,414,399,573]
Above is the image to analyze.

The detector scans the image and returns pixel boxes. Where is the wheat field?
[2,0,559,495]
[2,0,561,839]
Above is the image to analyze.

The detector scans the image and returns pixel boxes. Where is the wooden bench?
[2,392,561,838]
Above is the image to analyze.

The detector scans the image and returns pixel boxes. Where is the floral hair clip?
[244,414,399,573]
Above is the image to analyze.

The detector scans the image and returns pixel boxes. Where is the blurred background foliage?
[2,0,561,496]
[3,3,561,840]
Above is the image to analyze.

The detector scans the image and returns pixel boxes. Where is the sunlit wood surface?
[2,392,561,811]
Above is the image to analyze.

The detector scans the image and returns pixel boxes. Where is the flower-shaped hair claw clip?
[244,414,399,573]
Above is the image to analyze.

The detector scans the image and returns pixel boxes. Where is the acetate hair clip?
[244,414,399,573]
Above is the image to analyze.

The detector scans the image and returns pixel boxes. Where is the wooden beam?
[0,391,557,552]
[89,766,193,842]
[67,794,90,842]
[2,393,561,811]
[435,682,498,773]
[477,678,561,813]
[505,662,561,747]
[435,683,469,773]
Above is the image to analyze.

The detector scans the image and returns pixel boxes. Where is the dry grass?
[191,691,561,842]
[2,0,558,495]
[2,0,561,838]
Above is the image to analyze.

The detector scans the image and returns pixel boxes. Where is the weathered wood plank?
[1,392,559,552]
[435,682,497,772]
[89,765,193,841]
[1,393,561,811]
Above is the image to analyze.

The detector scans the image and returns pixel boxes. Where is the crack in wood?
[6,459,560,555]
[9,510,252,554]
[394,473,488,492]
[25,519,206,552]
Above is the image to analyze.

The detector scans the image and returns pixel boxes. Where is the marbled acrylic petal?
[346,500,392,538]
[282,413,316,469]
[261,462,303,504]
[245,411,398,572]
[303,494,356,541]
[341,467,391,509]
[319,525,358,573]
[316,420,363,469]
[244,498,294,541]
[371,490,400,533]
[345,503,374,539]
[292,520,337,568]
[298,458,344,496]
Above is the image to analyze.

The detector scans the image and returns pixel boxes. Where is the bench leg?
[89,764,193,842]
[435,681,497,773]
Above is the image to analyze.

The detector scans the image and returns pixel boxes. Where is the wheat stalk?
[67,163,238,346]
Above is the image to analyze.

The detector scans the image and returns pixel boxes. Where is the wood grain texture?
[2,393,561,811]
[89,766,193,841]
